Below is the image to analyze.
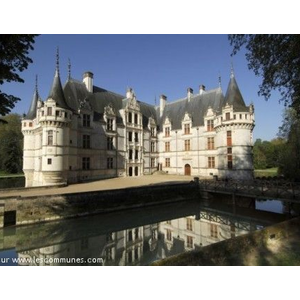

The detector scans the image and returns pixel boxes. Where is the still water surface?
[0,198,287,266]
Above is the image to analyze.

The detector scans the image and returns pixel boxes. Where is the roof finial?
[154,95,157,106]
[230,61,235,78]
[35,74,39,95]
[68,58,71,80]
[56,47,60,76]
[218,72,221,88]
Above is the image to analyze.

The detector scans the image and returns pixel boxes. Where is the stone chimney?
[83,71,94,93]
[199,84,206,95]
[187,87,193,101]
[160,94,167,117]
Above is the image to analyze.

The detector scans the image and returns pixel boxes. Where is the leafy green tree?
[277,109,300,181]
[0,114,23,173]
[0,34,38,116]
[253,139,267,169]
[253,138,285,170]
[229,35,300,113]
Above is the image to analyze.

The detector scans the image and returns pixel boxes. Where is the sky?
[4,34,285,141]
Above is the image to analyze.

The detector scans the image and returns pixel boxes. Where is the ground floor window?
[186,236,193,248]
[106,247,113,261]
[165,158,170,167]
[166,229,172,241]
[210,224,218,238]
[107,157,113,169]
[134,247,139,260]
[208,157,215,168]
[151,158,156,168]
[228,154,233,169]
[135,166,138,176]
[82,157,90,170]
[128,251,133,263]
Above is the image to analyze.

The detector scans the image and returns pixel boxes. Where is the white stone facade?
[22,62,254,187]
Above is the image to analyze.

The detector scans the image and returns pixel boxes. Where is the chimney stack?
[83,71,94,93]
[187,87,193,101]
[199,84,206,95]
[160,94,167,117]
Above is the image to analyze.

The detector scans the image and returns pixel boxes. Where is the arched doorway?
[135,166,138,176]
[184,164,191,176]
[129,167,133,177]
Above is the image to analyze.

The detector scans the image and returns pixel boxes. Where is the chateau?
[22,54,255,187]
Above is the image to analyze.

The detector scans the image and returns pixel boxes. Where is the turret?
[22,76,42,187]
[38,49,72,186]
[215,70,255,180]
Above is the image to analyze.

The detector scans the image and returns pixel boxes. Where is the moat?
[0,195,289,266]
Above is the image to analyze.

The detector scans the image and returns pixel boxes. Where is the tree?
[253,138,285,170]
[277,108,300,181]
[0,34,38,116]
[229,35,300,114]
[0,114,23,173]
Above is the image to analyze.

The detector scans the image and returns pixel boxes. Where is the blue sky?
[4,34,284,141]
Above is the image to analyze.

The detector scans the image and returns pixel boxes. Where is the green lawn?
[254,167,278,178]
[0,170,24,178]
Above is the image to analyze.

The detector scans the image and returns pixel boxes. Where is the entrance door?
[184,164,191,176]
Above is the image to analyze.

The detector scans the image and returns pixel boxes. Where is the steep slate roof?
[63,79,158,128]
[25,88,42,120]
[222,74,248,112]
[160,87,225,130]
[64,79,125,124]
[138,101,158,128]
[61,74,247,130]
[48,70,71,110]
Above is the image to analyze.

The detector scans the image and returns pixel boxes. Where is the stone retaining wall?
[153,216,300,266]
[0,182,199,228]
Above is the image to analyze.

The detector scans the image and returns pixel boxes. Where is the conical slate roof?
[223,73,248,112]
[25,88,42,120]
[48,69,70,110]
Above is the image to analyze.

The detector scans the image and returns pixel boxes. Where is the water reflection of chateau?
[18,211,252,266]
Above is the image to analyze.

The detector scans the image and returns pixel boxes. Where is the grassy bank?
[0,170,24,178]
[254,167,278,178]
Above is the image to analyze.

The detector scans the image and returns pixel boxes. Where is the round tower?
[38,50,72,186]
[215,72,255,180]
[22,76,41,187]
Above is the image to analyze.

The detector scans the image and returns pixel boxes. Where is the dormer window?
[207,119,214,131]
[184,124,190,135]
[107,118,113,131]
[151,127,156,137]
[128,112,132,123]
[165,127,170,137]
[47,107,52,116]
[83,114,90,127]
[226,112,230,120]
